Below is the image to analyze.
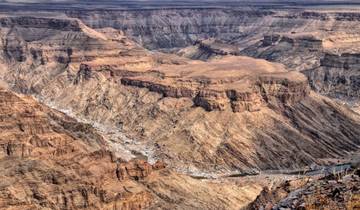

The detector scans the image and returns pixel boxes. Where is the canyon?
[0,1,359,209]
[0,87,270,210]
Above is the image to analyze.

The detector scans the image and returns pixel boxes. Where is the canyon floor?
[0,1,360,209]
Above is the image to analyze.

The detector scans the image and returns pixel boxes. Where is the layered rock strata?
[65,10,360,50]
[305,52,360,100]
[119,56,310,112]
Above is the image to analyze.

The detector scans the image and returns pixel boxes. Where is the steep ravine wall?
[305,53,360,100]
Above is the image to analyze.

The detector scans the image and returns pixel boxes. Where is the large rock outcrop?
[120,56,310,113]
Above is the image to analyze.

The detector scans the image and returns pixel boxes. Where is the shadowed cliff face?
[305,53,360,101]
[242,33,360,105]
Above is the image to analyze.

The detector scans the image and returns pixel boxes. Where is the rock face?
[66,9,274,49]
[241,33,324,72]
[64,9,360,51]
[305,52,360,101]
[240,31,360,104]
[0,15,156,94]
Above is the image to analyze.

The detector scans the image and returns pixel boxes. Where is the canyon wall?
[305,53,360,100]
[65,9,360,50]
[66,9,276,49]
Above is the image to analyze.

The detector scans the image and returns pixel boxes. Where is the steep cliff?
[64,9,360,51]
[305,52,360,101]
[241,31,360,105]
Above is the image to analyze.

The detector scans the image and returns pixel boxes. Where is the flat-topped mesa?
[120,56,310,112]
